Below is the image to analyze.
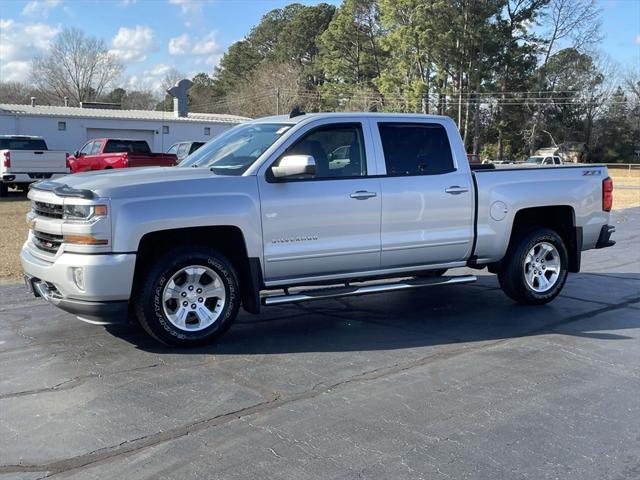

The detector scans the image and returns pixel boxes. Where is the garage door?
[86,128,155,150]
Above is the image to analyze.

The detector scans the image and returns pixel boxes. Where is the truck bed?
[471,164,609,264]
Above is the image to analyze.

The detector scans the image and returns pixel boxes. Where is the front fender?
[109,180,263,260]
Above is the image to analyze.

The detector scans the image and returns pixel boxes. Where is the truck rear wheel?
[498,228,568,305]
[134,247,240,347]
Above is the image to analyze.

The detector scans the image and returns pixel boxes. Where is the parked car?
[168,141,205,163]
[68,138,177,173]
[22,112,615,347]
[0,135,69,197]
[525,155,563,166]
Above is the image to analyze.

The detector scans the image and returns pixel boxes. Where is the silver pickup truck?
[21,113,616,347]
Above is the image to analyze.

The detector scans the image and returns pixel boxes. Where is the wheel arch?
[133,226,263,314]
[505,205,581,273]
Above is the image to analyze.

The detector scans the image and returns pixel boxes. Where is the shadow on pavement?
[106,272,640,356]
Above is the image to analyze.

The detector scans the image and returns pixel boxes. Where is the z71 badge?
[582,170,602,176]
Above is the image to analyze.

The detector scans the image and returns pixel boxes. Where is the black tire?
[133,247,240,347]
[498,227,568,305]
[0,183,7,198]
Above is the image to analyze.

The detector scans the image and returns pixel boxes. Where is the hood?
[50,167,235,199]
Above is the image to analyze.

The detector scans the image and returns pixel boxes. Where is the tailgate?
[7,150,67,172]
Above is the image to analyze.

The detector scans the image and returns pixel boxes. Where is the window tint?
[189,142,205,154]
[104,140,151,153]
[378,123,454,176]
[0,138,48,150]
[554,157,561,165]
[90,141,102,154]
[79,141,94,155]
[277,123,367,180]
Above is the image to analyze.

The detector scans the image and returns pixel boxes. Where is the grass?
[1,168,638,284]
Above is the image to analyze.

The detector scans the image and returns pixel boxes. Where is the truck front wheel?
[498,228,568,305]
[134,247,240,347]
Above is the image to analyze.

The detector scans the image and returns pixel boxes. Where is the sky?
[0,0,638,94]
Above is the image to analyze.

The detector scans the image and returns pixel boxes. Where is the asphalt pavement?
[0,208,638,479]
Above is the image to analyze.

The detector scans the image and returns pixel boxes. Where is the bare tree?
[122,90,159,110]
[525,0,602,154]
[540,0,602,63]
[0,81,35,104]
[160,68,186,94]
[31,28,123,106]
[218,62,304,117]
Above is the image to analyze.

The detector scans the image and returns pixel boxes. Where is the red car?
[69,138,177,173]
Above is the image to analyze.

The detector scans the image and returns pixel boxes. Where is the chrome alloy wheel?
[162,265,226,331]
[524,242,561,293]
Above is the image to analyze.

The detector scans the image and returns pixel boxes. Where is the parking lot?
[0,207,638,479]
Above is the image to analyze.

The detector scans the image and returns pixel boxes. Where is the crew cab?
[0,135,69,197]
[21,113,616,347]
[68,138,177,173]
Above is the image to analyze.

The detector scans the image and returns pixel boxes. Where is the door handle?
[350,190,377,200]
[445,186,469,195]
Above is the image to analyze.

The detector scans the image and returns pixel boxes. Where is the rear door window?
[104,140,151,154]
[378,123,454,175]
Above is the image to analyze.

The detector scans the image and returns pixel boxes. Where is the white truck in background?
[0,135,69,197]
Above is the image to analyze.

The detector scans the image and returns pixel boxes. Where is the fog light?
[71,267,84,290]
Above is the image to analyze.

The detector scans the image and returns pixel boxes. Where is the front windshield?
[526,156,544,164]
[179,123,292,175]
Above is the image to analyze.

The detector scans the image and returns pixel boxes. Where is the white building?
[0,102,248,154]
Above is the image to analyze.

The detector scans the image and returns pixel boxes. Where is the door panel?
[257,119,381,282]
[259,178,382,281]
[379,172,473,267]
[373,120,474,268]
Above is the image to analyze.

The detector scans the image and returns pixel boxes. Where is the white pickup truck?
[21,113,616,347]
[0,135,69,197]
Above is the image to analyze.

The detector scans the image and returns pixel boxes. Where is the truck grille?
[32,231,63,253]
[32,201,63,219]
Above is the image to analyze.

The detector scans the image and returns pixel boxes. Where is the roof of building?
[0,103,250,124]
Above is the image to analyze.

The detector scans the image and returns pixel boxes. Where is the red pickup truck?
[69,138,177,173]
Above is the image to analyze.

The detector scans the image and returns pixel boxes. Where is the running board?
[261,275,477,306]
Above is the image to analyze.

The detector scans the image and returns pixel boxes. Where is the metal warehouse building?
[0,102,248,154]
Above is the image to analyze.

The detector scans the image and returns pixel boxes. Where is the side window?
[554,157,561,165]
[544,157,552,165]
[177,143,188,158]
[90,141,102,155]
[275,123,367,180]
[167,144,178,155]
[378,123,454,175]
[79,141,94,155]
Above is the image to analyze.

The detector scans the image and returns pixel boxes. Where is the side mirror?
[74,150,80,157]
[271,155,316,179]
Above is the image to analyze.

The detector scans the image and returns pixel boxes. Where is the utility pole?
[276,88,280,115]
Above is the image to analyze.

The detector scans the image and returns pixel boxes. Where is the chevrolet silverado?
[22,113,615,346]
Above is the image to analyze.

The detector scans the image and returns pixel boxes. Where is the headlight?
[63,204,108,220]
